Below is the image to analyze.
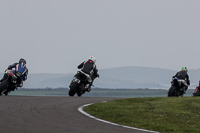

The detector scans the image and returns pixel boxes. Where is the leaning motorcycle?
[193,89,200,96]
[168,77,188,97]
[193,85,200,96]
[68,71,89,97]
[0,70,21,96]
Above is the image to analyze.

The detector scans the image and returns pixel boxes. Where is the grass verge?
[85,97,200,133]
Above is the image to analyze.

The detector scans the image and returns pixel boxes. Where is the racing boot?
[85,82,92,92]
[3,91,8,96]
[87,87,91,92]
[14,82,23,88]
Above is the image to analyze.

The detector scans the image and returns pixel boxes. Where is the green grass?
[85,97,200,133]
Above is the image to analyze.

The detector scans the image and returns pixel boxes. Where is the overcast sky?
[0,0,200,74]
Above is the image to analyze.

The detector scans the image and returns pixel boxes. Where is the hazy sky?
[0,0,200,73]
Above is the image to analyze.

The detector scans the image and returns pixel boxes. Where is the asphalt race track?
[0,96,155,133]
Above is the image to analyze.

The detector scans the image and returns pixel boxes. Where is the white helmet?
[89,56,96,63]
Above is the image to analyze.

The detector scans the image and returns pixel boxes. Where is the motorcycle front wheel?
[0,80,8,95]
[68,82,78,96]
[168,86,176,97]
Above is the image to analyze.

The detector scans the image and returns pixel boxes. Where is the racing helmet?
[19,58,26,64]
[181,67,188,73]
[89,56,96,63]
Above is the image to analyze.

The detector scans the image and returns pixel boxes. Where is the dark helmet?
[19,58,26,64]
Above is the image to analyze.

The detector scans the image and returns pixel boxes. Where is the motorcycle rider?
[193,80,200,95]
[0,58,28,90]
[173,67,190,93]
[77,56,99,92]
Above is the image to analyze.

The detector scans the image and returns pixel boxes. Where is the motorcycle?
[193,86,200,96]
[168,77,188,97]
[68,71,90,97]
[193,89,200,96]
[0,70,21,96]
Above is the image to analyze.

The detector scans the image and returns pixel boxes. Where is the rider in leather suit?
[77,56,99,92]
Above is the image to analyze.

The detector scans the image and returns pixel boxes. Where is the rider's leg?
[85,77,92,92]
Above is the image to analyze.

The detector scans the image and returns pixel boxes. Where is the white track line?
[78,103,160,133]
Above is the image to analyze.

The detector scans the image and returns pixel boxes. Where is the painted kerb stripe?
[78,102,160,133]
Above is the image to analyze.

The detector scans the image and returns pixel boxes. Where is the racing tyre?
[0,80,8,95]
[77,89,84,97]
[68,83,78,96]
[168,86,176,97]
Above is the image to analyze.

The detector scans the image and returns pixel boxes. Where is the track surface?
[0,96,153,133]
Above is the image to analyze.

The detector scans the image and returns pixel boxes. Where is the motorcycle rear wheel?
[77,88,85,97]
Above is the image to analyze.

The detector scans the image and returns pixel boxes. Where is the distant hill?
[97,66,176,88]
[1,66,200,89]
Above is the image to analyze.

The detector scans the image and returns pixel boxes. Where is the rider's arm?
[93,66,99,78]
[174,72,178,77]
[7,63,18,70]
[23,69,28,81]
[186,74,190,85]
[77,62,84,69]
